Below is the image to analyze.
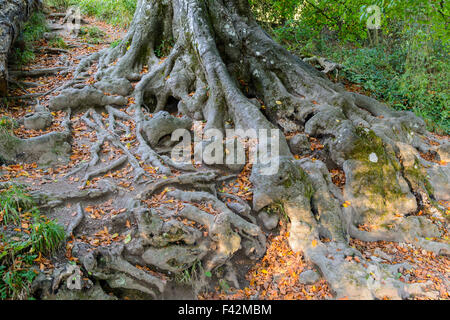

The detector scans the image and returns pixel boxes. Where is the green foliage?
[155,38,174,58]
[0,184,65,300]
[47,0,137,27]
[110,39,121,48]
[30,219,65,255]
[79,26,106,44]
[264,0,449,134]
[323,41,449,133]
[12,12,48,66]
[0,185,34,225]
[48,36,68,49]
[218,279,230,293]
[250,0,301,24]
[175,260,204,286]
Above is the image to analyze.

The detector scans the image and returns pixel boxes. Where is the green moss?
[349,127,388,164]
[349,127,405,201]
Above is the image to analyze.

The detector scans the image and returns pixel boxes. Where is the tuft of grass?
[0,184,65,300]
[267,201,289,223]
[79,26,105,44]
[0,185,34,225]
[155,38,174,58]
[30,219,65,255]
[48,36,68,49]
[175,260,204,286]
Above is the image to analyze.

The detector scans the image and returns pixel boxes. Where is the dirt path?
[1,11,449,300]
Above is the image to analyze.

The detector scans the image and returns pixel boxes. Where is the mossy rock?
[343,158,417,227]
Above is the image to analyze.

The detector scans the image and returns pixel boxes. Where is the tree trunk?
[48,0,449,299]
[0,0,41,96]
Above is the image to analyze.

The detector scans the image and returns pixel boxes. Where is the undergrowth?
[269,18,449,134]
[45,0,137,27]
[12,12,48,66]
[0,184,65,300]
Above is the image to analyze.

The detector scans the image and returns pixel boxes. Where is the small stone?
[298,270,320,285]
[369,152,378,163]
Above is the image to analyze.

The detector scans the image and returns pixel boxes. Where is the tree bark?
[0,0,41,96]
[47,0,449,299]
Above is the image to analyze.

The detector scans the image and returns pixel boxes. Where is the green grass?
[0,184,65,300]
[0,185,34,225]
[174,260,205,286]
[48,36,68,49]
[30,219,65,255]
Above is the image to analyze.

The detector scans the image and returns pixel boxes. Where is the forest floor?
[1,11,449,300]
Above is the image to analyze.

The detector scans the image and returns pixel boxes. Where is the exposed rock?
[343,159,417,226]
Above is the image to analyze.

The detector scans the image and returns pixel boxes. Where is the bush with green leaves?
[265,0,449,133]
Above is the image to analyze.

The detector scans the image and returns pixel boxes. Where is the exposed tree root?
[65,203,84,237]
[39,0,449,299]
[31,180,117,209]
[0,109,72,166]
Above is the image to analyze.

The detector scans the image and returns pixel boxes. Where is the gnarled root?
[49,0,449,299]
